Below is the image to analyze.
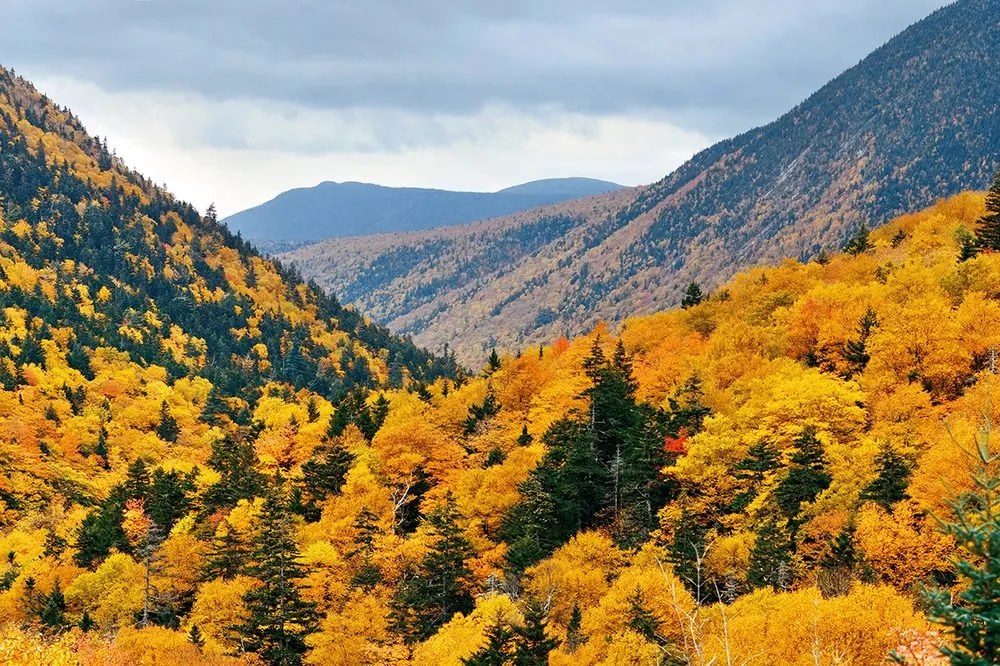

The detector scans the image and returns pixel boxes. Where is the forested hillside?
[1,55,998,662]
[284,0,1000,364]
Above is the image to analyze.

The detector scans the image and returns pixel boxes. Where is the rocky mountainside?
[283,0,1000,363]
[222,177,623,249]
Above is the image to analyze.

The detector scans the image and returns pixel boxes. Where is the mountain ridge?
[282,0,1000,364]
[222,177,624,247]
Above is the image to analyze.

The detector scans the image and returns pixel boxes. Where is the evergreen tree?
[486,348,502,375]
[860,443,912,510]
[843,222,873,255]
[463,620,514,666]
[626,587,660,642]
[843,307,879,378]
[236,489,319,665]
[38,579,66,628]
[774,428,832,519]
[925,416,1000,665]
[391,495,475,642]
[188,623,206,650]
[730,441,780,512]
[464,386,502,435]
[203,433,266,511]
[564,601,585,653]
[680,282,703,309]
[747,520,790,591]
[156,400,180,442]
[516,425,533,447]
[78,610,95,632]
[511,601,558,666]
[348,508,383,588]
[301,438,354,502]
[974,169,1000,251]
[203,522,249,581]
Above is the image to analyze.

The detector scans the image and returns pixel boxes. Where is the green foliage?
[974,170,1000,251]
[235,489,319,666]
[747,520,791,591]
[926,417,1000,665]
[156,400,180,443]
[860,443,912,510]
[511,601,558,666]
[392,495,475,642]
[680,282,703,309]
[462,620,514,666]
[774,428,832,519]
[843,222,873,255]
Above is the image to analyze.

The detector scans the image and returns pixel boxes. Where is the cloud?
[4,0,947,134]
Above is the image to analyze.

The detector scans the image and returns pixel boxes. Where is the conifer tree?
[463,620,514,666]
[974,170,1000,251]
[925,417,1000,665]
[843,222,873,255]
[775,428,832,519]
[486,348,502,375]
[348,508,383,588]
[391,494,475,641]
[626,588,660,642]
[843,307,879,378]
[203,433,266,511]
[301,438,354,502]
[747,520,790,591]
[203,522,249,581]
[38,579,66,628]
[188,624,206,650]
[564,601,586,653]
[236,489,319,665]
[511,601,558,666]
[860,443,912,509]
[680,282,703,309]
[78,610,95,632]
[156,400,180,442]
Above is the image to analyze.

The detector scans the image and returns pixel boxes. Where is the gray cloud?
[3,0,949,141]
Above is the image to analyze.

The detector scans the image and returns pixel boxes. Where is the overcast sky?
[2,0,948,216]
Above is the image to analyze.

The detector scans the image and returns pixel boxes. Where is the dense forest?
[1,47,1000,666]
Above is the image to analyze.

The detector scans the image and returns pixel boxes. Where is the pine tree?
[156,400,180,443]
[236,489,319,665]
[78,609,95,632]
[516,425,533,447]
[348,508,383,588]
[860,443,911,510]
[924,415,1000,665]
[38,579,66,628]
[843,222,873,255]
[681,282,703,309]
[730,441,780,512]
[626,587,660,643]
[203,433,266,511]
[301,438,354,502]
[486,348,502,375]
[463,620,514,666]
[188,623,206,650]
[391,494,475,642]
[203,522,250,581]
[564,601,586,653]
[747,520,790,591]
[775,428,832,519]
[974,170,1000,251]
[511,601,558,666]
[843,307,879,378]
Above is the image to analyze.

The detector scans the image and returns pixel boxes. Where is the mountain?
[221,177,624,248]
[282,0,1000,364]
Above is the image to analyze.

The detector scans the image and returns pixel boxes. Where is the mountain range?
[222,177,623,250]
[281,0,1000,364]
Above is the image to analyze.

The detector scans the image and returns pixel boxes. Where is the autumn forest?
[3,4,1000,666]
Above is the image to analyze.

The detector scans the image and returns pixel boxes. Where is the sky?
[1,0,949,217]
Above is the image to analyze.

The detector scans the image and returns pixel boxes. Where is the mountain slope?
[221,177,624,247]
[283,0,1000,363]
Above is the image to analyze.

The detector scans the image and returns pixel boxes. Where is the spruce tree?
[564,601,585,653]
[156,400,180,442]
[974,169,1000,251]
[511,600,558,666]
[680,282,703,309]
[391,494,475,642]
[746,520,790,591]
[843,307,879,378]
[203,522,249,581]
[78,610,95,632]
[843,222,873,255]
[188,624,206,650]
[925,417,1000,665]
[301,438,354,502]
[236,489,318,665]
[486,348,502,375]
[775,428,832,519]
[860,443,911,509]
[626,588,660,642]
[463,620,514,666]
[38,579,66,628]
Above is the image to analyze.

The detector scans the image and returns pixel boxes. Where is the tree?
[925,416,1000,665]
[203,522,249,581]
[843,307,879,378]
[747,520,790,591]
[156,400,180,442]
[843,222,873,255]
[626,587,660,642]
[188,623,206,650]
[730,441,780,512]
[392,494,475,641]
[774,428,831,519]
[511,600,558,666]
[487,348,502,375]
[235,489,319,665]
[860,443,911,510]
[463,620,514,666]
[564,601,586,653]
[301,438,354,502]
[203,433,266,511]
[681,282,703,309]
[974,170,1000,251]
[38,579,66,629]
